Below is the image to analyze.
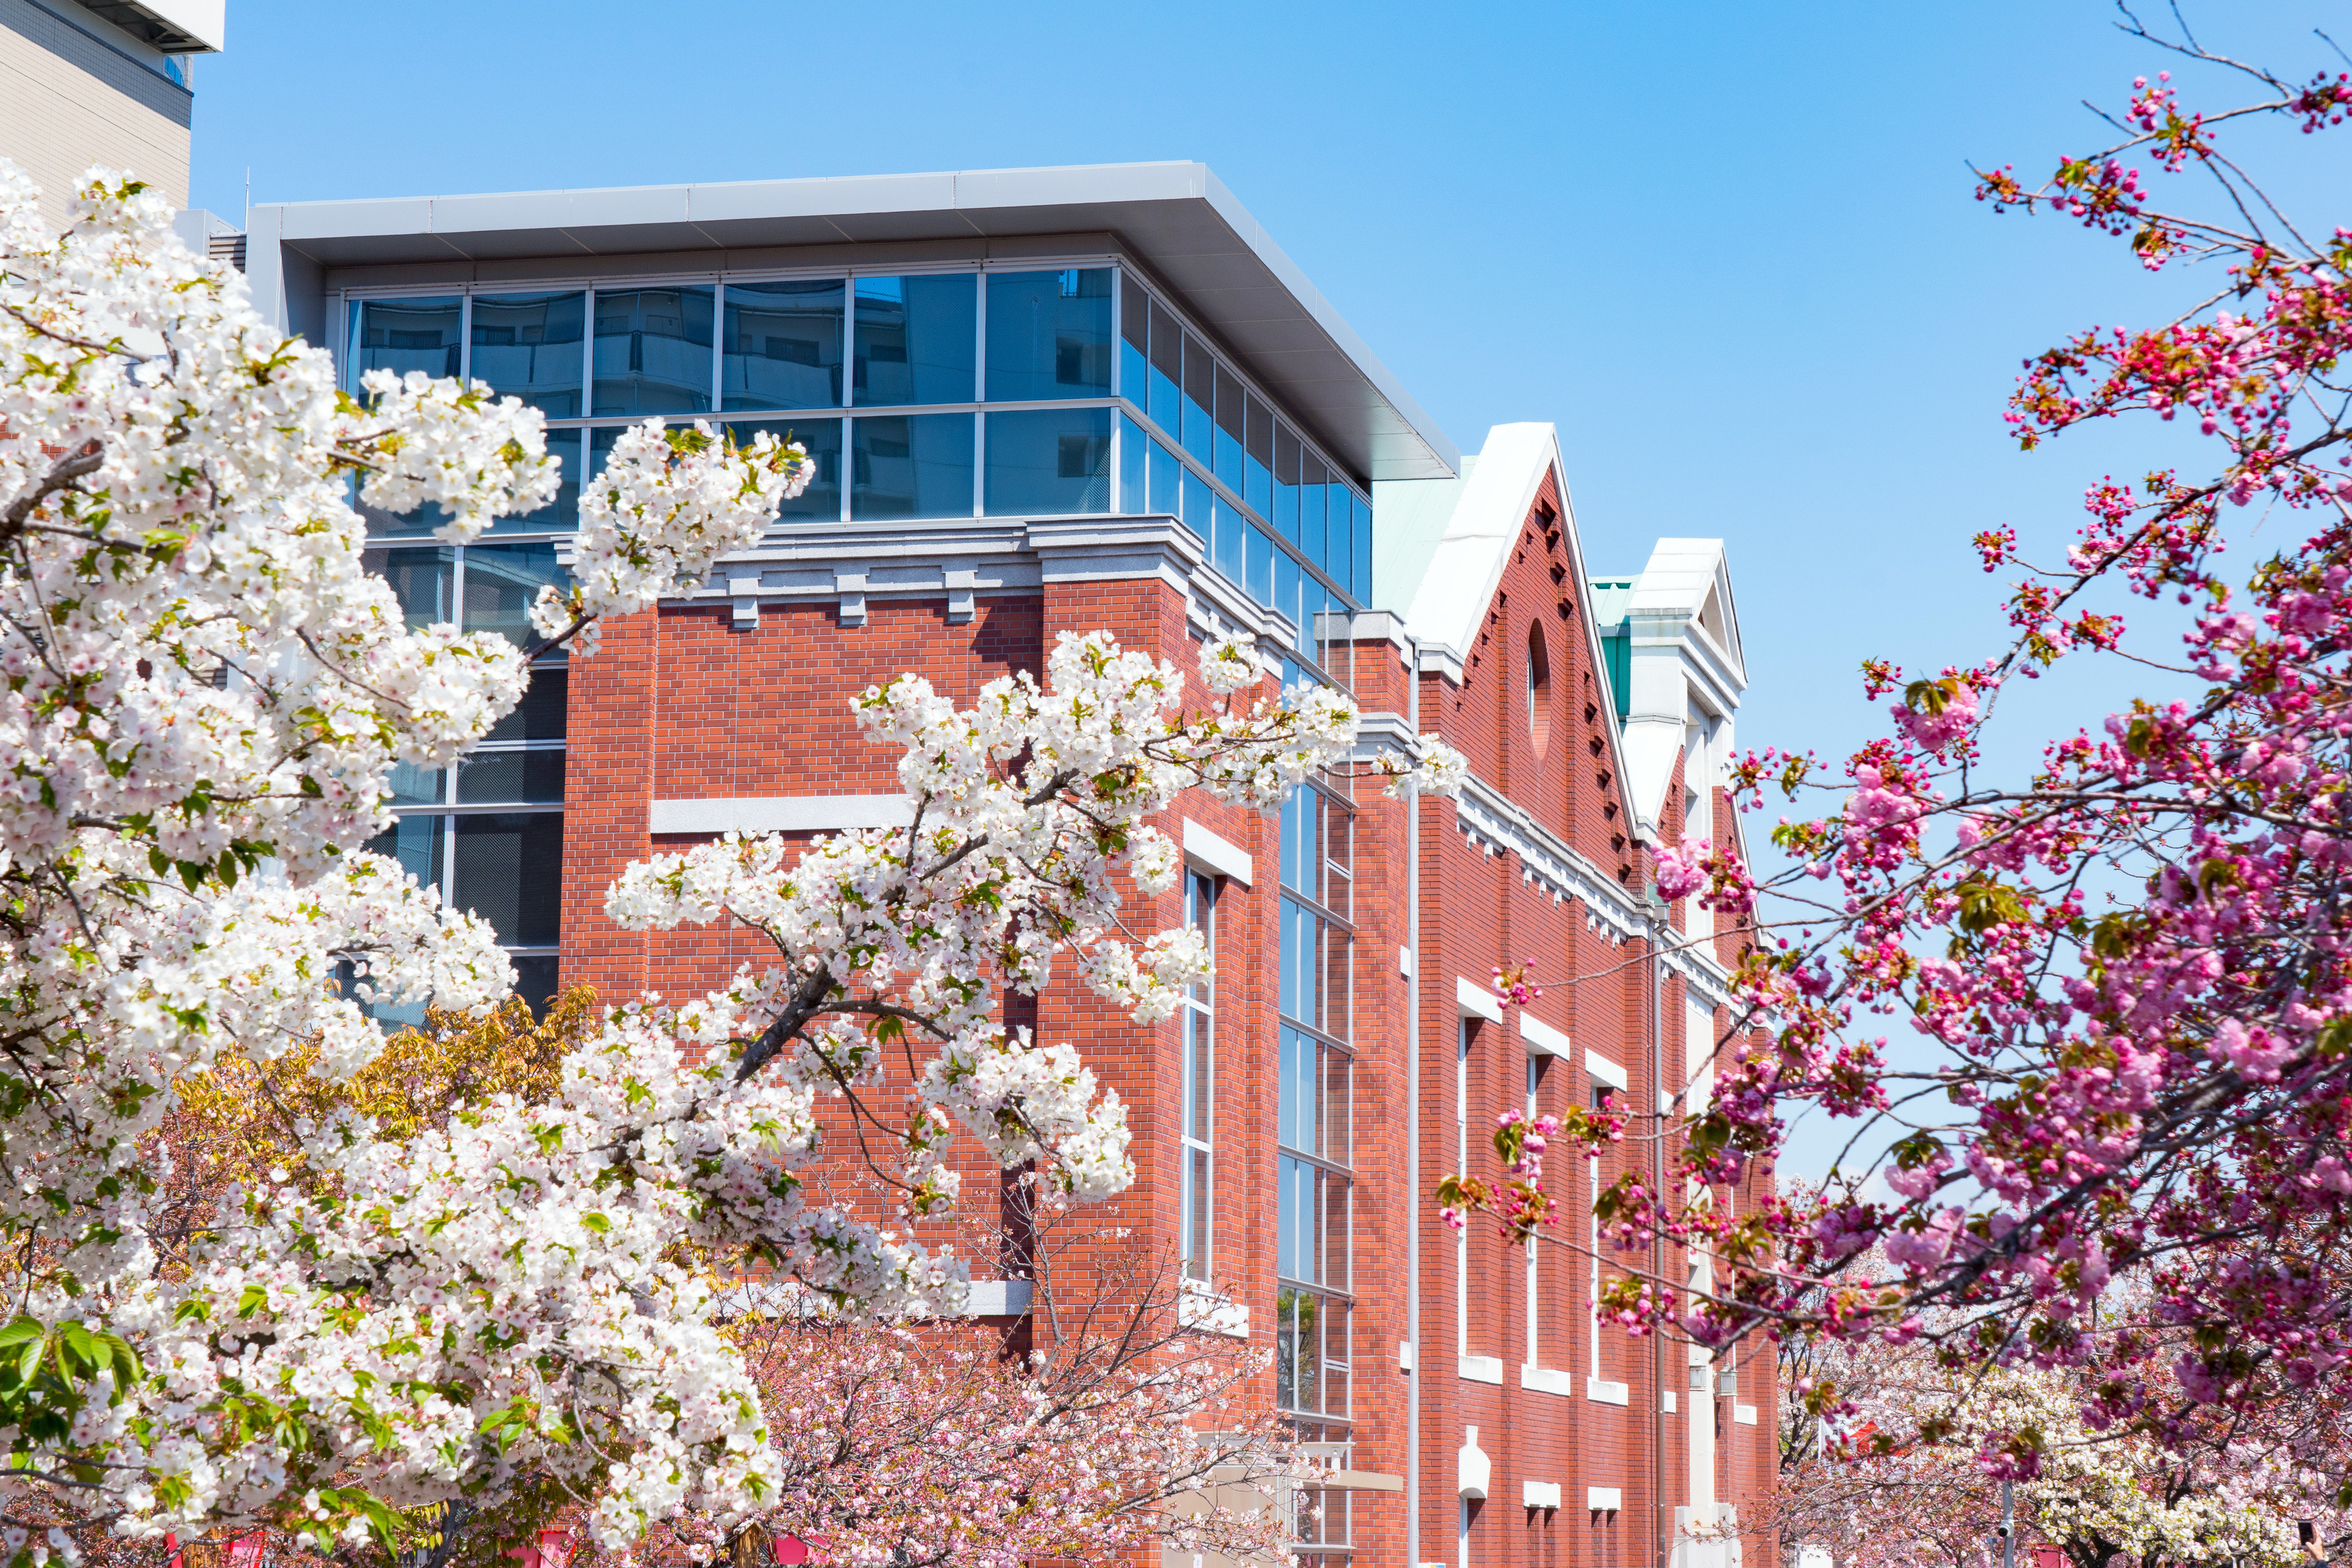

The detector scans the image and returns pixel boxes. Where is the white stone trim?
[1585,1049,1628,1091]
[1586,1377,1629,1405]
[1735,1403,1759,1426]
[1524,1480,1563,1510]
[1456,977,1503,1023]
[1589,1488,1623,1513]
[1181,818,1254,887]
[1519,1012,1572,1058]
[1519,1363,1575,1396]
[1457,1354,1504,1384]
[963,1279,1034,1316]
[649,794,913,836]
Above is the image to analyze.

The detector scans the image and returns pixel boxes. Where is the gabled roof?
[1611,537,1746,840]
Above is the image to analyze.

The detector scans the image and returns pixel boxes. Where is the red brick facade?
[556,489,1775,1568]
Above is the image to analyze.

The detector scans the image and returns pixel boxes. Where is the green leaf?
[580,1212,611,1234]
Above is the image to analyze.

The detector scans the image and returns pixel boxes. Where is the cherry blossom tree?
[1445,11,2352,1481]
[0,162,1464,1565]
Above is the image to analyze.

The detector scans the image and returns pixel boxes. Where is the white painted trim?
[1456,977,1502,1024]
[1735,1403,1759,1426]
[963,1279,1035,1316]
[648,794,914,835]
[1519,1364,1575,1396]
[1586,1377,1629,1406]
[1663,1390,1678,1413]
[1181,818,1254,887]
[1519,1012,1572,1058]
[1524,1481,1563,1511]
[1456,1427,1491,1501]
[1589,1488,1623,1513]
[1585,1049,1629,1090]
[1456,1355,1504,1385]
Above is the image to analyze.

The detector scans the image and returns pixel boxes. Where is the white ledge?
[1589,1487,1623,1513]
[1519,1012,1572,1058]
[963,1279,1035,1316]
[1458,1355,1504,1385]
[1456,977,1503,1023]
[1586,1377,1629,1406]
[1586,1048,1629,1091]
[1524,1480,1563,1510]
[649,794,914,835]
[1178,1285,1250,1339]
[1182,818,1254,887]
[1735,1403,1759,1426]
[1520,1363,1576,1396]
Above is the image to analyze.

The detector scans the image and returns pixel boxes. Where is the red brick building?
[250,163,1775,1568]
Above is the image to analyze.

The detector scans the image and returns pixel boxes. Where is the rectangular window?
[1179,871,1217,1283]
[1299,452,1329,571]
[462,541,569,648]
[1147,296,1182,433]
[365,544,455,628]
[1117,411,1148,514]
[1328,487,1355,599]
[1278,773,1354,1440]
[1244,390,1274,517]
[1180,464,1210,546]
[983,407,1110,516]
[592,286,712,417]
[470,292,586,419]
[1247,522,1274,609]
[1149,431,1181,519]
[853,275,976,406]
[1180,331,1215,468]
[985,268,1111,401]
[1211,493,1245,584]
[722,279,844,411]
[1354,489,1373,604]
[1118,272,1150,407]
[1212,361,1245,493]
[727,418,843,523]
[349,296,462,387]
[1273,420,1301,544]
[850,412,974,520]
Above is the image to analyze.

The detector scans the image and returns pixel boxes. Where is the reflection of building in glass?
[353,297,462,381]
[259,165,1778,1568]
[471,292,586,419]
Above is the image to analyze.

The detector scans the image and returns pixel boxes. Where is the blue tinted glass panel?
[985,407,1110,516]
[1148,297,1182,433]
[986,268,1111,401]
[470,292,584,417]
[1273,421,1300,544]
[1299,452,1328,571]
[350,297,462,391]
[853,275,976,405]
[1118,413,1148,513]
[1275,550,1299,643]
[1180,333,1215,467]
[1354,494,1372,604]
[1148,435,1181,517]
[365,814,445,897]
[592,286,713,417]
[363,545,454,628]
[851,412,974,519]
[1119,272,1150,405]
[1247,522,1273,606]
[1329,490,1354,601]
[1181,466,1210,543]
[465,542,568,648]
[1280,1029,1302,1150]
[1212,362,1244,492]
[452,812,564,947]
[1212,493,1244,583]
[1244,391,1272,516]
[727,419,843,523]
[723,279,843,412]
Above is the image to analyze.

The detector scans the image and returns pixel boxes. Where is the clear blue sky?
[187,1,2340,1175]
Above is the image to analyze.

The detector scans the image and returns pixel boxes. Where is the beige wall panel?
[0,2,192,225]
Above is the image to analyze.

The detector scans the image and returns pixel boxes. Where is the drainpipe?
[1650,892,1670,1568]
[1405,630,1423,1568]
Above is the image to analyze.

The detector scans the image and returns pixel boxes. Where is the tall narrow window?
[1526,623,1552,759]
[1526,1054,1544,1370]
[1178,871,1217,1283]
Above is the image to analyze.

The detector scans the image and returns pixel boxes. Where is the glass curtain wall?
[347,260,1372,671]
[1275,737,1355,1563]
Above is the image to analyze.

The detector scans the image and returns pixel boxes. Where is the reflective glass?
[387,762,446,807]
[365,813,445,895]
[1179,332,1214,467]
[1354,497,1372,604]
[1281,898,1319,1028]
[1147,297,1181,433]
[1180,467,1210,547]
[853,275,975,405]
[593,286,714,417]
[984,407,1110,517]
[1273,421,1301,543]
[456,750,567,804]
[1185,1145,1211,1282]
[1148,436,1181,519]
[452,811,564,947]
[364,546,455,628]
[1212,363,1244,492]
[1244,391,1272,516]
[464,542,567,648]
[1329,488,1354,602]
[1299,452,1328,570]
[1283,785,1320,900]
[349,297,462,390]
[1247,522,1272,606]
[485,666,569,744]
[1118,272,1150,406]
[1275,550,1299,646]
[985,268,1111,401]
[512,954,560,1019]
[1117,412,1148,513]
[470,292,585,417]
[1211,493,1244,583]
[723,279,843,412]
[728,419,843,523]
[850,413,974,519]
